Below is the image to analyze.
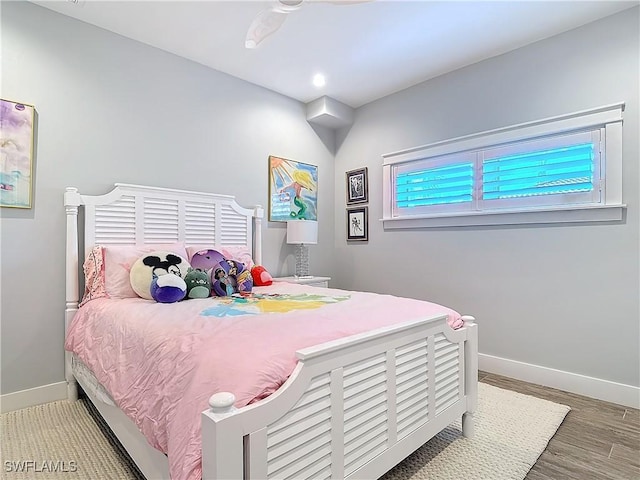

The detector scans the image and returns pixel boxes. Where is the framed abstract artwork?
[347,206,368,242]
[346,167,368,205]
[1,98,35,208]
[268,155,318,222]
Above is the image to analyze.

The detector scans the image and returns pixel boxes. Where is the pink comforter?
[65,283,462,480]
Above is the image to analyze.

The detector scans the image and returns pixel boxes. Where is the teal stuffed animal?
[185,268,212,299]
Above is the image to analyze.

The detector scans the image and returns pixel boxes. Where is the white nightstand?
[272,276,331,288]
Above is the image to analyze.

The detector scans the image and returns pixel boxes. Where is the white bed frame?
[65,183,478,480]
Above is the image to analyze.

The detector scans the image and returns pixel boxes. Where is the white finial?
[461,315,476,324]
[209,392,236,414]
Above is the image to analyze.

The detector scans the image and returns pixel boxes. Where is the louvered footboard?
[202,314,478,480]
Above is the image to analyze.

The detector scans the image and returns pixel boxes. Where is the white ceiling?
[32,0,638,108]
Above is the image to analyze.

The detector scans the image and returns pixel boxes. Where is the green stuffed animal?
[184,268,212,299]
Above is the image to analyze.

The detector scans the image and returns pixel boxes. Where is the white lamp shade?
[287,220,318,245]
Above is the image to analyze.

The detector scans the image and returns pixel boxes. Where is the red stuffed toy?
[251,265,273,286]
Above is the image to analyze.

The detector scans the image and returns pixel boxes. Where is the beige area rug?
[1,383,570,480]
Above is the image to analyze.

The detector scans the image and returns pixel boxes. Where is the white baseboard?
[0,382,68,413]
[480,353,640,409]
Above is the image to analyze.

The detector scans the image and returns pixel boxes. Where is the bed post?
[64,187,82,401]
[461,315,478,437]
[253,205,264,266]
[202,393,243,480]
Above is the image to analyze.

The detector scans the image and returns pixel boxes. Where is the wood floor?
[479,371,640,480]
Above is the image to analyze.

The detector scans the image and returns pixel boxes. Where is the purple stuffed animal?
[189,249,226,272]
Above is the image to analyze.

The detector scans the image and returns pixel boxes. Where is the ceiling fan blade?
[244,0,367,48]
[245,8,289,49]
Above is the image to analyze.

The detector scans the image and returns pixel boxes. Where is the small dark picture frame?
[346,167,368,205]
[347,206,368,242]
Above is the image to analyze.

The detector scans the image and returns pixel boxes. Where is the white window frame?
[382,103,625,228]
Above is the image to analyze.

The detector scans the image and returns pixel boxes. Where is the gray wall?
[333,8,640,387]
[0,2,336,394]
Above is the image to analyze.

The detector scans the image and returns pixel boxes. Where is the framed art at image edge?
[268,155,318,222]
[1,98,35,208]
[346,167,368,205]
[347,206,368,242]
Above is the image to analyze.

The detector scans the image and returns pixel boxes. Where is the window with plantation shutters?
[478,130,601,209]
[394,152,475,217]
[397,163,473,207]
[382,103,624,228]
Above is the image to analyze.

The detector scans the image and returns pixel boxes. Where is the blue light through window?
[396,163,473,208]
[482,143,594,200]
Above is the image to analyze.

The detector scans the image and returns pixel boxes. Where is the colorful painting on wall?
[268,155,318,222]
[1,98,35,208]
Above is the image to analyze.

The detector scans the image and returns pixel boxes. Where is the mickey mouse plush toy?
[130,251,190,303]
[143,254,189,303]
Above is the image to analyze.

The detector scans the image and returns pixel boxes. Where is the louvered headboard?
[64,183,264,313]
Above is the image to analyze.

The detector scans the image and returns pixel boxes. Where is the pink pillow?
[79,245,108,307]
[104,243,188,298]
[186,245,254,269]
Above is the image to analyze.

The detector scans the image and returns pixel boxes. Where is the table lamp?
[286,220,318,278]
